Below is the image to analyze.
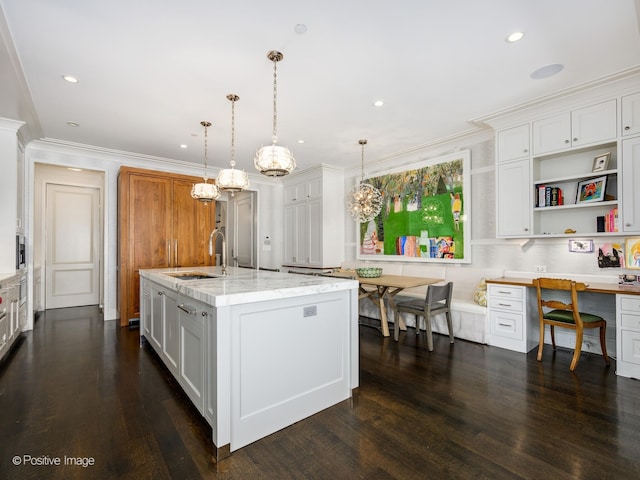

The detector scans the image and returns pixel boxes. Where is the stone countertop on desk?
[139,266,359,307]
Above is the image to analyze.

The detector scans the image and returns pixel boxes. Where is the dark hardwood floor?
[1,306,639,479]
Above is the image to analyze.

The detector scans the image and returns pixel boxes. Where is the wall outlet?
[534,265,547,273]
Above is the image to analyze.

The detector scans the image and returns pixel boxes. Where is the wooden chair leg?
[599,324,610,365]
[550,325,556,350]
[446,311,454,344]
[537,322,545,362]
[425,312,434,352]
[570,329,583,371]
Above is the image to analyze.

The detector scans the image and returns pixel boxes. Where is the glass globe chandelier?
[254,50,296,177]
[347,139,383,222]
[191,120,221,202]
[217,94,250,196]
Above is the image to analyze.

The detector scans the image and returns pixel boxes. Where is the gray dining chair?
[395,282,454,351]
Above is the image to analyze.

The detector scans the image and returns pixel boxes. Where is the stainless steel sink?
[165,271,225,280]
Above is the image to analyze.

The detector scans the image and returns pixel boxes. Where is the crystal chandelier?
[217,94,250,196]
[347,139,383,222]
[191,121,220,202]
[254,50,296,177]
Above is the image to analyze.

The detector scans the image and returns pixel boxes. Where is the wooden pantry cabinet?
[118,167,217,326]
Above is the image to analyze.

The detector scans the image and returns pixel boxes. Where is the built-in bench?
[341,261,503,344]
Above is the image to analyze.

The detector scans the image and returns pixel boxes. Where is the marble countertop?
[0,271,23,285]
[139,266,359,307]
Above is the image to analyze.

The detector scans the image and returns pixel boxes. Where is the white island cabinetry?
[140,267,358,460]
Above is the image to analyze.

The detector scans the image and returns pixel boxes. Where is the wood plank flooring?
[1,306,639,479]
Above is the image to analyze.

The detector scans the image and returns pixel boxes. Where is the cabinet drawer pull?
[497,290,512,295]
[498,323,512,327]
[177,304,196,315]
[625,126,631,130]
[498,303,513,307]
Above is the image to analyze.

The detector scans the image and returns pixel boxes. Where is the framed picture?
[355,149,471,263]
[568,239,593,253]
[592,152,611,172]
[576,176,607,204]
[626,237,640,270]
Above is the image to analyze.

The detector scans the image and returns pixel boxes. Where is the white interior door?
[232,191,255,268]
[45,184,101,309]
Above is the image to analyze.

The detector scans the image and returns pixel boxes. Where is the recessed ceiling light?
[180,144,188,149]
[297,139,305,144]
[67,167,83,172]
[530,63,564,80]
[294,24,307,34]
[373,100,384,107]
[62,75,79,83]
[66,121,79,127]
[506,32,524,43]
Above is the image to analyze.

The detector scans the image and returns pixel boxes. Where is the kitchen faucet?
[208,228,227,276]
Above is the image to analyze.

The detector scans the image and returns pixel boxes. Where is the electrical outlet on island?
[534,265,547,273]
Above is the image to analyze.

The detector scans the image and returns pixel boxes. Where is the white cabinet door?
[532,113,571,154]
[141,282,151,339]
[496,159,531,237]
[284,184,300,204]
[150,284,164,351]
[532,100,616,155]
[307,199,322,266]
[179,298,207,413]
[622,136,640,233]
[284,203,307,265]
[497,124,530,163]
[571,100,617,148]
[162,288,180,375]
[622,92,640,137]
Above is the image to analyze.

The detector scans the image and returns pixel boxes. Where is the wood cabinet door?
[172,179,216,267]
[126,174,172,322]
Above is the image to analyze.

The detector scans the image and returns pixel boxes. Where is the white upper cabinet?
[622,92,640,137]
[532,100,617,155]
[497,124,530,163]
[496,159,531,237]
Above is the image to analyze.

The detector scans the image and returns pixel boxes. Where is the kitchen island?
[139,266,359,460]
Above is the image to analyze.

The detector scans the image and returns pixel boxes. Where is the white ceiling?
[1,0,639,174]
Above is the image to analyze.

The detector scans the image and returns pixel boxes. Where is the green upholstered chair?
[395,282,454,351]
[533,277,610,371]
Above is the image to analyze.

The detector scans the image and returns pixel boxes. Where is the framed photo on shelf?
[576,176,607,204]
[592,152,611,172]
[626,237,640,270]
[568,239,594,253]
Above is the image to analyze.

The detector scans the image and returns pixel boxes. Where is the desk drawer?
[488,297,523,313]
[621,314,640,331]
[621,329,640,366]
[488,285,523,300]
[490,310,523,340]
[620,296,640,313]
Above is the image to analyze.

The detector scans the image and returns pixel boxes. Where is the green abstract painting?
[358,150,470,262]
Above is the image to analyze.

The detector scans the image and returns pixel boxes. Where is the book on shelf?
[536,185,563,207]
[604,207,618,232]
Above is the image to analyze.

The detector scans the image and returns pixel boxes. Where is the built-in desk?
[487,277,640,379]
